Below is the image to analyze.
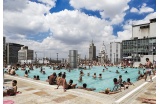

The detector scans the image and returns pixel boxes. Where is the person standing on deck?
[145,58,153,82]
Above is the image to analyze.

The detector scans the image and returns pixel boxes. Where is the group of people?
[137,58,156,82]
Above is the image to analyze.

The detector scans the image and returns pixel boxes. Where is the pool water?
[7,66,144,92]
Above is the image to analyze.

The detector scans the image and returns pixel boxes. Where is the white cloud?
[116,12,156,42]
[130,7,139,13]
[130,3,154,14]
[69,0,130,24]
[3,0,116,58]
[3,0,156,59]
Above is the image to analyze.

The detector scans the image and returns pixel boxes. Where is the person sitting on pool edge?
[127,78,134,86]
[99,88,120,94]
[77,83,96,91]
[120,81,129,90]
[67,80,77,89]
[36,75,40,80]
[56,74,68,92]
[113,78,121,91]
[49,72,57,85]
[33,75,36,80]
[3,80,18,96]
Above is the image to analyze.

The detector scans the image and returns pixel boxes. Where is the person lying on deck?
[99,88,120,94]
[77,83,96,91]
[138,97,156,104]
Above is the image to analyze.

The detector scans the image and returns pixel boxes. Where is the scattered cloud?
[130,3,154,14]
[3,0,156,58]
[69,0,130,24]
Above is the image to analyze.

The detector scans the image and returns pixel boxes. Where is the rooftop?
[4,74,156,104]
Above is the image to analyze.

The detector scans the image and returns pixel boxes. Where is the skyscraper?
[3,37,6,64]
[89,40,96,61]
[6,43,24,64]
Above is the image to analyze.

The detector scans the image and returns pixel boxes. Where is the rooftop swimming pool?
[6,66,144,92]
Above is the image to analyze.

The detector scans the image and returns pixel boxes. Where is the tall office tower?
[6,43,24,64]
[89,40,96,61]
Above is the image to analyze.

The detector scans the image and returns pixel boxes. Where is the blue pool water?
[7,66,144,92]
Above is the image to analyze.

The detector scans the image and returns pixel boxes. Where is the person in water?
[92,73,96,78]
[98,74,102,78]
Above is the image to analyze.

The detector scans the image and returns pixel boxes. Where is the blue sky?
[3,0,156,58]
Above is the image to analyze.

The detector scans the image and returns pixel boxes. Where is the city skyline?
[3,0,156,58]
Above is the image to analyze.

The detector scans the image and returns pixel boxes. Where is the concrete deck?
[3,74,156,104]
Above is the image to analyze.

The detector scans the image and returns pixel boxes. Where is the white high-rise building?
[18,46,34,63]
[132,18,156,39]
[107,42,121,64]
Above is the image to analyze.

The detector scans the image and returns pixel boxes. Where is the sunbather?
[3,80,18,96]
[99,88,120,94]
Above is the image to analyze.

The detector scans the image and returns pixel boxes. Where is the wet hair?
[48,76,50,79]
[146,58,149,61]
[25,70,28,74]
[113,78,117,83]
[53,72,57,76]
[119,75,122,78]
[62,74,66,78]
[94,73,96,75]
[69,79,73,84]
[99,74,102,76]
[12,80,17,84]
[127,78,130,82]
[37,75,40,79]
[33,75,36,78]
[125,71,128,73]
[83,83,87,88]
[58,72,62,77]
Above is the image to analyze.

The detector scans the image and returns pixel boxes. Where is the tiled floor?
[3,74,156,104]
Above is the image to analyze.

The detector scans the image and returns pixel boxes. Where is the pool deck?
[3,74,156,104]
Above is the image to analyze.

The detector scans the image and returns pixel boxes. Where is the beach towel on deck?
[3,100,14,104]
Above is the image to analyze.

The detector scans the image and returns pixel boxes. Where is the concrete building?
[3,37,6,64]
[6,43,24,64]
[89,40,96,61]
[18,46,34,64]
[69,50,78,68]
[108,42,122,64]
[98,41,107,63]
[132,18,156,39]
[122,37,156,63]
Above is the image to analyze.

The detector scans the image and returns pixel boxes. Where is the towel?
[3,100,14,104]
